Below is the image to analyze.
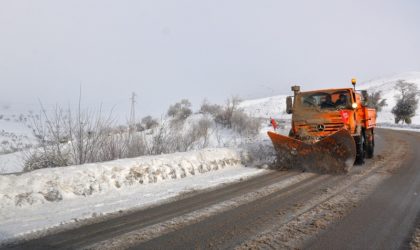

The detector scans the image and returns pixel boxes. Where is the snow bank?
[0,148,248,209]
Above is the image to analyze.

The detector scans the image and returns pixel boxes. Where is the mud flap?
[267,129,356,174]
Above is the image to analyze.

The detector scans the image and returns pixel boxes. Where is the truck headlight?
[352,103,358,109]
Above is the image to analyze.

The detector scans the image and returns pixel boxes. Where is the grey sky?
[1,0,419,118]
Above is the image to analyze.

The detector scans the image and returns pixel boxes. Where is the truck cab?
[285,83,376,164]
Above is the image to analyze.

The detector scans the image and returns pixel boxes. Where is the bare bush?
[141,115,159,130]
[202,97,260,136]
[149,124,171,155]
[366,91,387,112]
[167,99,192,122]
[214,97,242,128]
[199,100,223,116]
[392,80,419,124]
[24,97,149,170]
[195,117,213,147]
[148,117,213,155]
[176,117,213,151]
[24,150,70,171]
[231,111,261,136]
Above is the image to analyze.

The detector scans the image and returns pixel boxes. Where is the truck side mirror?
[286,96,293,114]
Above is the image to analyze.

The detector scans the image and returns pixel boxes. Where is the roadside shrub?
[199,100,223,116]
[392,80,419,124]
[231,111,261,136]
[24,101,144,170]
[365,91,387,112]
[141,116,159,130]
[214,97,242,128]
[149,117,213,154]
[203,96,261,136]
[167,99,192,122]
[177,117,213,150]
[24,150,70,171]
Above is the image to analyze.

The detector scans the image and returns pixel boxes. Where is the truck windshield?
[298,90,351,110]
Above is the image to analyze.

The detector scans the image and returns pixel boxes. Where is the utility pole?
[129,92,136,134]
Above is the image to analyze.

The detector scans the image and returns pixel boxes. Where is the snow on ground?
[0,151,26,174]
[0,104,36,173]
[239,94,291,120]
[359,71,420,125]
[0,148,249,209]
[0,148,267,242]
[1,71,420,242]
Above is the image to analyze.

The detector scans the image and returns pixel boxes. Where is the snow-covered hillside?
[359,71,420,124]
[0,105,34,152]
[0,104,36,173]
[239,95,290,120]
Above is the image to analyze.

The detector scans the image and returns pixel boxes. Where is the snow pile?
[359,71,420,124]
[0,148,248,209]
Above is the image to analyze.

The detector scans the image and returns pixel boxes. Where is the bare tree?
[366,91,387,112]
[391,80,419,124]
[214,96,242,128]
[199,99,222,116]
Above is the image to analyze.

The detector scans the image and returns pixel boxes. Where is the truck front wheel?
[365,129,374,159]
[354,134,365,165]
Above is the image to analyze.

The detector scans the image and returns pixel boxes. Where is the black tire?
[288,129,295,137]
[354,134,365,165]
[366,129,374,159]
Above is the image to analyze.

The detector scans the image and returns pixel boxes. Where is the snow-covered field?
[239,95,290,120]
[0,104,36,174]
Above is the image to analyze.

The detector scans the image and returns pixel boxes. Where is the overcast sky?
[1,0,419,118]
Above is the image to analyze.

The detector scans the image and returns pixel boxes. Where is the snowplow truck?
[268,79,376,174]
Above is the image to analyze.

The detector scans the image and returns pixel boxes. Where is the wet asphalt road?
[306,129,420,250]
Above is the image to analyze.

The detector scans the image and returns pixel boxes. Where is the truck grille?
[296,122,344,133]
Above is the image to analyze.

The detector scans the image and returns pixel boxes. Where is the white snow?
[0,104,36,173]
[1,71,420,243]
[0,151,26,174]
[239,94,291,120]
[0,150,266,242]
[0,148,251,209]
[359,71,420,125]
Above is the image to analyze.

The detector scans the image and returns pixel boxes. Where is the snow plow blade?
[267,129,356,174]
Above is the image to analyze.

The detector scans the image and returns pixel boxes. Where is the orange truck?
[268,79,376,174]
